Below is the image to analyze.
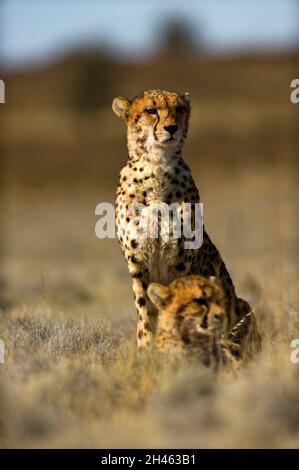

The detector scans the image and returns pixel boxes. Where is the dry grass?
[1,305,299,448]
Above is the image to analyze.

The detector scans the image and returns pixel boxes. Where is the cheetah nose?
[164,125,178,136]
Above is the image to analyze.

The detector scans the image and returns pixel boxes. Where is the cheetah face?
[176,299,226,346]
[112,89,190,154]
[148,275,227,345]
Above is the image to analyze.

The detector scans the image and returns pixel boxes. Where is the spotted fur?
[113,89,261,356]
[148,275,240,369]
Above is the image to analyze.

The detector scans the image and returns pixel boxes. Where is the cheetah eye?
[176,106,187,114]
[214,313,222,320]
[194,298,208,307]
[145,108,158,115]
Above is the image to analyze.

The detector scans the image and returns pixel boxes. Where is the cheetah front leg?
[130,272,157,349]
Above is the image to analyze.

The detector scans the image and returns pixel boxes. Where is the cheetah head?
[148,275,227,346]
[112,89,190,156]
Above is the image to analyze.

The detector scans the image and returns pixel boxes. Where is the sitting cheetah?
[147,275,240,370]
[113,89,261,354]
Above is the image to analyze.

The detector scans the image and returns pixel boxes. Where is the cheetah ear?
[147,283,171,309]
[183,92,190,101]
[112,96,131,120]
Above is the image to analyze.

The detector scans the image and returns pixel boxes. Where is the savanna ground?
[0,51,299,448]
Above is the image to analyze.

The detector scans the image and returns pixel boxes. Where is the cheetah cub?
[113,89,261,354]
[148,275,240,370]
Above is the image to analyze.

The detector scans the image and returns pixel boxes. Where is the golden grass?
[1,306,299,448]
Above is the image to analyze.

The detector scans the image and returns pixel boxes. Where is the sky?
[1,0,298,68]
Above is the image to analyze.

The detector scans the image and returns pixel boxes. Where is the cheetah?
[113,89,261,355]
[147,275,240,369]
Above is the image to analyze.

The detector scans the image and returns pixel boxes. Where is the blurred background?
[1,0,299,449]
[0,0,298,314]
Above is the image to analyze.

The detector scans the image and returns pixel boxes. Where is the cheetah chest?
[129,199,181,284]
[117,162,196,284]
